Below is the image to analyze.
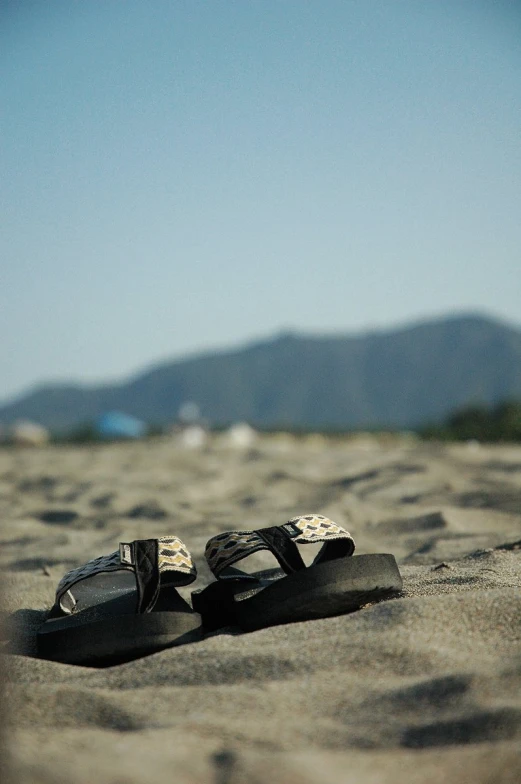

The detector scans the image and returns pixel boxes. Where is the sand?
[1,434,521,783]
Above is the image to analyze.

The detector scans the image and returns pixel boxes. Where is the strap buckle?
[119,542,134,566]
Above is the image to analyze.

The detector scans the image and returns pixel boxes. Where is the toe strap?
[205,514,355,579]
[55,535,197,614]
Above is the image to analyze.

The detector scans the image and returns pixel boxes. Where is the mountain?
[2,313,521,432]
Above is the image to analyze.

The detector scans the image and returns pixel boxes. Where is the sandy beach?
[1,434,521,783]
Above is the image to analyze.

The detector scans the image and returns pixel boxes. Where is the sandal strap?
[55,535,197,613]
[205,514,355,578]
[256,525,306,574]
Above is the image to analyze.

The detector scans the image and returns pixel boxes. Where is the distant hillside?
[2,314,521,432]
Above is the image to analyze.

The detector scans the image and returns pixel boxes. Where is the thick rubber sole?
[37,611,202,667]
[195,554,402,633]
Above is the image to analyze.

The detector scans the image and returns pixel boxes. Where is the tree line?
[420,400,521,442]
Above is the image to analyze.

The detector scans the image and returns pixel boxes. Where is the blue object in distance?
[95,411,147,440]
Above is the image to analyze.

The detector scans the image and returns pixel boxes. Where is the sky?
[2,0,520,403]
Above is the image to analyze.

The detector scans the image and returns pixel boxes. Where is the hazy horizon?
[1,308,519,406]
[3,2,520,401]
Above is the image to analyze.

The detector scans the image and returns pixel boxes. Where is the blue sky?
[2,1,520,402]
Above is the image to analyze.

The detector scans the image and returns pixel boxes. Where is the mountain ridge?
[2,312,521,432]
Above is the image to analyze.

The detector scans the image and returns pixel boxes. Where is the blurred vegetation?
[25,399,521,445]
[420,400,521,442]
[55,422,165,444]
[61,423,101,444]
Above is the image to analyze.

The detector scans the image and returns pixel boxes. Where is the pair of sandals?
[37,514,402,667]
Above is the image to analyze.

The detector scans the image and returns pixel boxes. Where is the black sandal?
[192,514,402,632]
[37,536,201,666]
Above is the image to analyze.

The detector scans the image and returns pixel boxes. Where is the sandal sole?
[37,611,202,667]
[197,554,402,633]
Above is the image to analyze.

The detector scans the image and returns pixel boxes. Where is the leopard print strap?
[205,514,355,578]
[56,535,196,612]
